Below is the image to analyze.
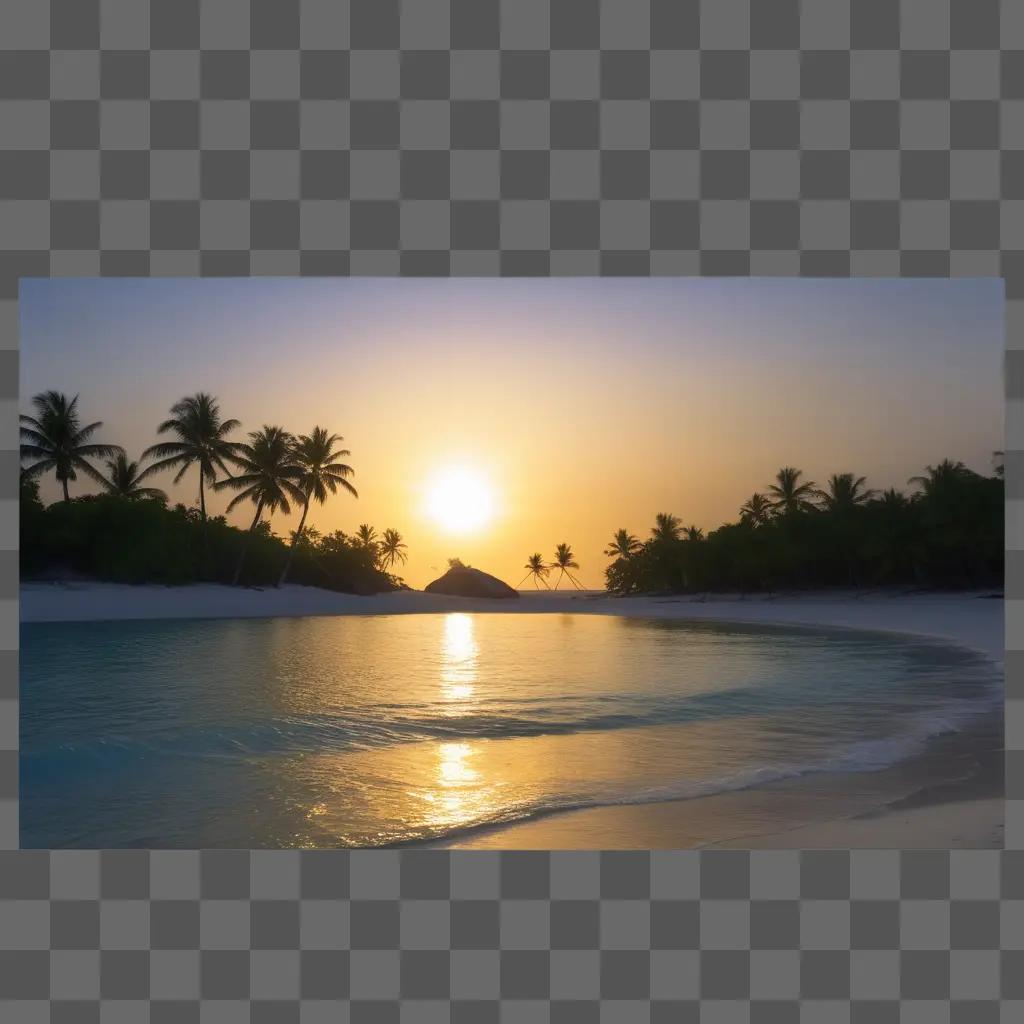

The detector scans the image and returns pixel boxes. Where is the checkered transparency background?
[0,0,1022,1018]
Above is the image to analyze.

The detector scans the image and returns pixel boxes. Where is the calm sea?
[20,612,1002,848]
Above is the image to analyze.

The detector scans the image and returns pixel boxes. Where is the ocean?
[20,612,1002,848]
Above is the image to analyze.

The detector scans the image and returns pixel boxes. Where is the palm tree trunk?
[277,496,310,588]
[232,500,265,586]
[61,477,70,502]
[198,469,210,579]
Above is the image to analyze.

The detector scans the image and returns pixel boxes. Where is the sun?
[425,467,494,533]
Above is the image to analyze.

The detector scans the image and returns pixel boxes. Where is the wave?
[371,696,1004,848]
[22,685,1002,851]
[22,661,1001,764]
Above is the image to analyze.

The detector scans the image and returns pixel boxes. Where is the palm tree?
[908,459,973,497]
[816,473,876,512]
[102,453,167,501]
[355,524,378,560]
[20,391,123,501]
[768,466,817,515]
[551,542,584,590]
[378,529,408,572]
[879,487,909,509]
[683,525,704,541]
[739,492,773,527]
[604,528,642,559]
[651,513,681,542]
[518,553,550,589]
[142,393,240,535]
[215,426,304,586]
[277,427,357,587]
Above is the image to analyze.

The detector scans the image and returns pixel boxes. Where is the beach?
[19,582,1005,662]
[20,582,1004,849]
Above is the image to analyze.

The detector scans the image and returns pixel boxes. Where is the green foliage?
[26,495,196,583]
[21,494,397,594]
[605,463,1003,596]
[19,477,47,576]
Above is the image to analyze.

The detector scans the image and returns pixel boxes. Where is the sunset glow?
[20,277,1004,589]
[425,466,495,534]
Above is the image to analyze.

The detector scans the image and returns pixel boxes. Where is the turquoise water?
[20,612,1001,848]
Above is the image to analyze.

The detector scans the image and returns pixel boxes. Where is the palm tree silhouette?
[20,391,123,502]
[215,425,304,586]
[277,427,357,587]
[356,523,378,553]
[551,542,584,590]
[142,393,240,538]
[518,553,551,589]
[604,529,641,559]
[815,473,876,512]
[739,492,773,527]
[683,525,704,541]
[102,453,167,501]
[768,467,817,515]
[908,459,973,497]
[651,513,681,542]
[378,529,408,572]
[879,487,909,509]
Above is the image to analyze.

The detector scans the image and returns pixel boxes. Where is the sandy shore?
[436,796,1004,850]
[19,582,1004,660]
[718,799,1003,849]
[21,581,1005,849]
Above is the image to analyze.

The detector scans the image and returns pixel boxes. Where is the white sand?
[440,793,1004,851]
[20,582,1004,664]
[709,798,1004,849]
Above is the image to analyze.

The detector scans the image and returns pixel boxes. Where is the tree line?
[19,390,407,593]
[602,462,1003,595]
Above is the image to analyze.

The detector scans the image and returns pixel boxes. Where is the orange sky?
[21,278,1005,588]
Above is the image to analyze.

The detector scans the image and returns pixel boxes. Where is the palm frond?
[74,443,124,459]
[20,444,54,460]
[71,421,104,445]
[142,442,192,460]
[20,459,56,480]
[19,426,51,446]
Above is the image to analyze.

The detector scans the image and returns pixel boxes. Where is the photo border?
[0,0,1021,1017]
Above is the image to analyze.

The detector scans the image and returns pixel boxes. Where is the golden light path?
[434,614,482,819]
[440,612,477,703]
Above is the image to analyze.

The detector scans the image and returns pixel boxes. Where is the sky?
[20,277,1005,589]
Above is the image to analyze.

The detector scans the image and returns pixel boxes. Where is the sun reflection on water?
[441,612,477,703]
[431,615,485,822]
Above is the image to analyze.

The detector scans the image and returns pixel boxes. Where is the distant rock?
[423,565,520,599]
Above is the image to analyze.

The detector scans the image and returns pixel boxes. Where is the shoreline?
[431,711,1004,851]
[20,580,1004,658]
[21,581,1005,849]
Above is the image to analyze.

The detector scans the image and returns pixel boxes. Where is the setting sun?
[425,467,495,534]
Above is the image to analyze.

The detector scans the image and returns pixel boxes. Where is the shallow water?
[20,612,1002,848]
